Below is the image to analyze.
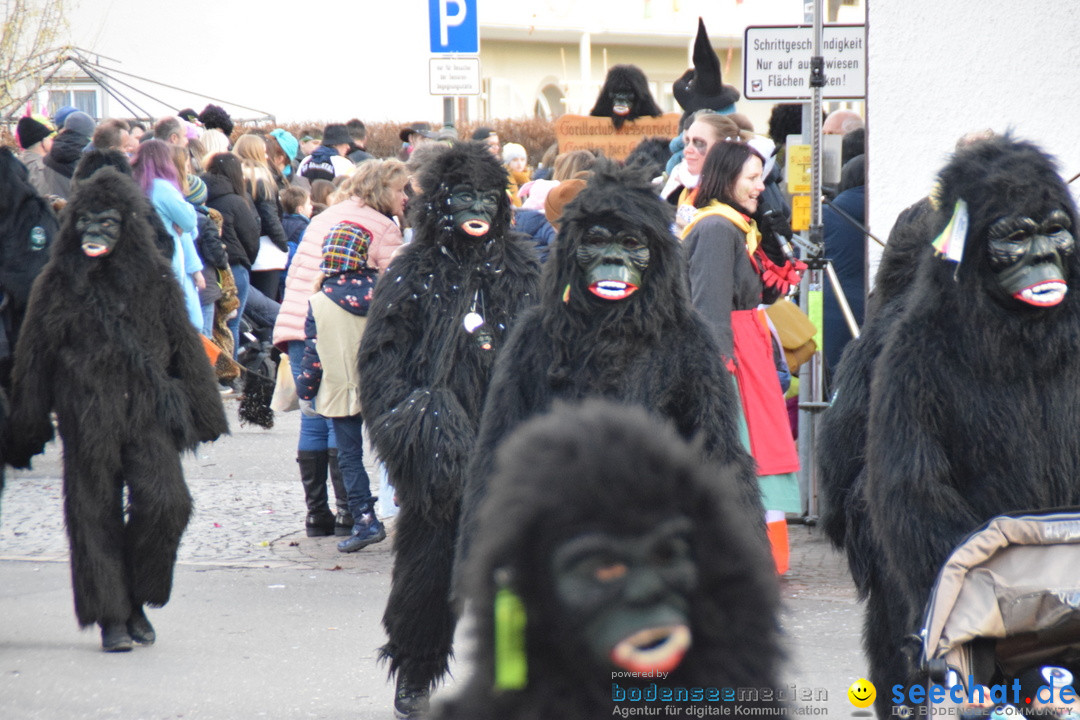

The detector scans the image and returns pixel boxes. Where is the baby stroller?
[919,508,1080,718]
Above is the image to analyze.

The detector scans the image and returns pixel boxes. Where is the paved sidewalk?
[0,401,867,719]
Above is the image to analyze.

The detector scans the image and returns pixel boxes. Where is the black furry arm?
[358,257,474,519]
[160,291,229,449]
[5,280,59,467]
[863,342,980,601]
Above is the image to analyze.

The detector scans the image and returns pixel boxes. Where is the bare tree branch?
[1,0,71,116]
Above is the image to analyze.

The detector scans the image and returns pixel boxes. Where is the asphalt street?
[0,400,868,719]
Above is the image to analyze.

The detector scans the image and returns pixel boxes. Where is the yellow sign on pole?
[791,194,811,231]
[787,144,812,195]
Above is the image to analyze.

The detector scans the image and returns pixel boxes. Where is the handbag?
[764,297,817,373]
[251,235,289,271]
[270,353,299,412]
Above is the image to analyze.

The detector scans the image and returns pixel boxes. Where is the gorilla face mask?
[448,183,502,239]
[987,209,1074,307]
[575,225,650,301]
[611,92,634,117]
[552,517,697,674]
[76,209,123,258]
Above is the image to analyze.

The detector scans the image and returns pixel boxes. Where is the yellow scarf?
[680,201,761,255]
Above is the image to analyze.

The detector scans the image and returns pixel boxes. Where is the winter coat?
[272,199,401,349]
[511,209,555,262]
[40,130,89,198]
[202,173,261,268]
[296,270,378,417]
[252,179,288,252]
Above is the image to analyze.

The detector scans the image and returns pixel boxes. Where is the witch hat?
[673,17,741,118]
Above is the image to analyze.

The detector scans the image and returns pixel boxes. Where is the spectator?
[131,139,204,330]
[661,111,744,230]
[234,134,290,301]
[513,178,559,262]
[153,116,188,147]
[40,110,96,199]
[396,121,435,160]
[681,139,800,567]
[298,123,354,183]
[197,104,234,138]
[470,126,500,157]
[823,108,864,136]
[201,128,231,160]
[502,142,530,207]
[15,114,56,197]
[268,128,300,183]
[822,153,867,375]
[295,220,389,553]
[273,159,407,539]
[201,152,261,361]
[90,118,130,153]
[345,119,373,164]
[278,185,311,299]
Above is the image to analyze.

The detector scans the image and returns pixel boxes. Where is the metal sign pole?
[798,0,827,522]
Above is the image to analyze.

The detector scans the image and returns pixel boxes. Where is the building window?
[47,89,98,118]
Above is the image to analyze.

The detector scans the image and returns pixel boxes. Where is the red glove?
[756,250,807,297]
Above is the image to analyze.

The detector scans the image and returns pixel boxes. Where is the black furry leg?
[64,449,131,627]
[865,576,921,719]
[122,437,192,608]
[380,502,460,688]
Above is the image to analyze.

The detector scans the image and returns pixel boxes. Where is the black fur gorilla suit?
[459,162,761,565]
[357,142,540,711]
[6,167,228,649]
[817,136,1080,716]
[439,399,782,719]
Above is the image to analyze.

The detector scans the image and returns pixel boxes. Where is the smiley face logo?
[848,678,876,708]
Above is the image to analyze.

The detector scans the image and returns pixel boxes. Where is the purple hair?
[131,139,181,196]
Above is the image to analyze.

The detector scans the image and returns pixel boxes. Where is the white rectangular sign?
[743,25,866,100]
[429,57,481,96]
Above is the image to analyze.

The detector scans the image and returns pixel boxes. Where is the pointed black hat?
[673,17,741,116]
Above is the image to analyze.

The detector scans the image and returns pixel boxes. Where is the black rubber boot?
[327,448,353,536]
[127,605,156,645]
[100,622,133,652]
[393,673,431,718]
[297,450,335,537]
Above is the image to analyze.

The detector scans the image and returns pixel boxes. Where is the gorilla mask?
[552,517,696,674]
[988,209,1074,307]
[448,183,502,239]
[575,224,650,301]
[76,209,123,258]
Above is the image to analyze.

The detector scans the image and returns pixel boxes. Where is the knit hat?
[520,179,559,211]
[544,178,587,230]
[64,111,97,139]
[321,221,373,275]
[673,18,741,119]
[53,105,78,129]
[322,123,351,148]
[185,174,208,206]
[270,128,299,161]
[502,142,527,165]
[16,115,55,149]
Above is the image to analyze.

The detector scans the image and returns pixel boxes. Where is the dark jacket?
[252,179,288,252]
[202,173,261,268]
[40,130,90,199]
[511,209,556,263]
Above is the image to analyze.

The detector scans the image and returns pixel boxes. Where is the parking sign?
[429,0,478,54]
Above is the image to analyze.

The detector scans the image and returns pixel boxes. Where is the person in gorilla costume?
[0,146,58,388]
[816,135,1080,717]
[589,64,664,130]
[458,161,762,570]
[438,399,782,719]
[357,142,540,717]
[5,167,229,652]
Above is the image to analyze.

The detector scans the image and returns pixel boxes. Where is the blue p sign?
[429,0,477,54]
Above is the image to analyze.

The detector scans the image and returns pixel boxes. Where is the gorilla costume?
[439,399,782,719]
[357,142,540,715]
[0,146,58,386]
[6,167,229,651]
[458,161,762,567]
[589,64,664,130]
[817,135,1080,716]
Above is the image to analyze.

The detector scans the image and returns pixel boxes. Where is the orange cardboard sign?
[554,113,682,161]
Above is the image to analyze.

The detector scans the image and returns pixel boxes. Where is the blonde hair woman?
[233,133,289,300]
